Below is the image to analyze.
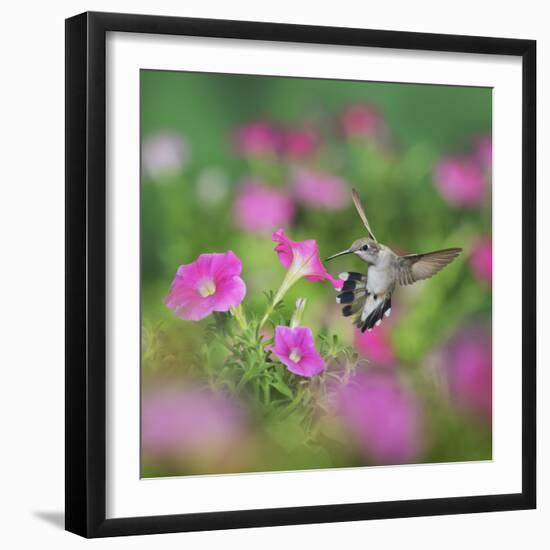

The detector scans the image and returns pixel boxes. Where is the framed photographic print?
[65,11,536,538]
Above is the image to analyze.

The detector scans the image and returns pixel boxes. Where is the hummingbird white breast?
[365,249,397,296]
[365,265,394,296]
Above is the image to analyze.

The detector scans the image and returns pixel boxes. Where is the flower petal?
[294,350,325,377]
[273,326,293,357]
[338,371,422,463]
[272,229,343,289]
[470,237,492,285]
[234,182,295,233]
[272,229,295,269]
[165,251,247,321]
[434,155,486,207]
[354,326,395,367]
[233,120,282,156]
[210,250,243,278]
[272,325,325,378]
[283,126,319,159]
[210,275,247,312]
[293,169,349,210]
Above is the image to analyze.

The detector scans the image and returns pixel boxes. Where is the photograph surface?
[140,70,492,478]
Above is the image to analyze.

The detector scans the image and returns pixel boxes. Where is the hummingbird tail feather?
[336,272,368,317]
[336,272,391,331]
[356,293,392,333]
[338,272,366,283]
[342,299,366,317]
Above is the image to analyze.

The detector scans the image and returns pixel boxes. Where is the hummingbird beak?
[325,249,352,261]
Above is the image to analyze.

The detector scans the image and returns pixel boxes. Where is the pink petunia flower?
[434,155,486,207]
[339,103,383,139]
[474,134,492,171]
[443,326,492,420]
[292,169,349,210]
[354,326,395,367]
[233,181,295,233]
[283,126,319,159]
[337,370,423,464]
[272,229,343,289]
[142,385,246,460]
[470,237,492,285]
[142,131,189,180]
[272,325,325,377]
[233,120,282,156]
[259,230,342,328]
[164,251,246,321]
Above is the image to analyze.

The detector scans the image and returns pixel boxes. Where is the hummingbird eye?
[361,244,369,251]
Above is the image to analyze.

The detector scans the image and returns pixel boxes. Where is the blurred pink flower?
[444,327,492,420]
[273,325,325,377]
[292,169,349,210]
[142,131,189,179]
[283,126,319,159]
[337,370,423,464]
[234,181,295,233]
[272,229,343,289]
[339,103,382,139]
[434,156,486,207]
[474,134,492,171]
[354,326,395,367]
[233,120,282,156]
[470,237,492,285]
[142,386,245,458]
[164,251,246,321]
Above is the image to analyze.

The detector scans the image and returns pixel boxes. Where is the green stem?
[281,385,307,419]
[236,364,256,392]
[230,304,248,332]
[258,268,301,331]
[290,298,307,329]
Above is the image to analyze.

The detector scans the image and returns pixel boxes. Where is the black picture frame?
[65,11,536,538]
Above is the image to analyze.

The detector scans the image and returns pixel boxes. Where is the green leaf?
[272,380,294,399]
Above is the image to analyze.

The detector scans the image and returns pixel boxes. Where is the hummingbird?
[326,189,462,333]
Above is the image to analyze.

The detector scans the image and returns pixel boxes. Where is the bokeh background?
[140,70,492,477]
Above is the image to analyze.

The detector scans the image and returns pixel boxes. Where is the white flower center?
[198,279,216,298]
[289,348,302,363]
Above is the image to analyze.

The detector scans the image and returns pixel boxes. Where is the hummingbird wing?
[351,189,378,243]
[397,248,462,286]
